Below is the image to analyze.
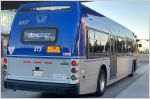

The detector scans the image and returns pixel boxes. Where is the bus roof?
[81,4,135,40]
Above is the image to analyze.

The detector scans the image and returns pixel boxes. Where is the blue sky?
[82,0,149,40]
[82,0,149,50]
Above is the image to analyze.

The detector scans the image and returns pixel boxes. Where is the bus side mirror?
[139,44,142,47]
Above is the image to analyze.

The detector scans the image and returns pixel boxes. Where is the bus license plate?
[33,70,43,77]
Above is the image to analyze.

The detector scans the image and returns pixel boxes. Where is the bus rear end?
[4,2,84,95]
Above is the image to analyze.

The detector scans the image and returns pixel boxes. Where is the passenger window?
[110,37,117,54]
[88,30,95,54]
[114,37,118,53]
[88,30,95,40]
[122,39,126,53]
[126,40,134,53]
[117,38,122,53]
[117,37,126,54]
[95,31,110,54]
[88,29,110,59]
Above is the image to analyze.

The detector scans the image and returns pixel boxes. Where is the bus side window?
[117,37,122,53]
[105,37,110,54]
[114,37,118,54]
[94,31,101,53]
[110,37,114,53]
[87,29,94,58]
[126,40,134,54]
[117,37,127,55]
[88,29,110,59]
[123,39,126,53]
[88,29,97,58]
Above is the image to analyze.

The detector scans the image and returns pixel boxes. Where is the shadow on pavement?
[38,93,96,98]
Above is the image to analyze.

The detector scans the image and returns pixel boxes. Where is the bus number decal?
[19,20,30,25]
[34,46,42,52]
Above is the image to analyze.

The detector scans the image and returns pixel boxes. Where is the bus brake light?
[71,75,77,80]
[3,58,7,64]
[3,65,7,69]
[71,68,77,73]
[71,61,77,66]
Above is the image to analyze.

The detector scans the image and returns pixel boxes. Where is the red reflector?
[34,62,41,64]
[24,61,31,63]
[44,62,52,64]
[3,58,7,64]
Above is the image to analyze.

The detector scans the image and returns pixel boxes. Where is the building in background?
[1,10,16,34]
[1,10,16,57]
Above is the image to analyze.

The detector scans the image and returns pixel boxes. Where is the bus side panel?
[107,55,133,85]
[79,59,102,94]
[127,56,134,75]
[117,56,133,78]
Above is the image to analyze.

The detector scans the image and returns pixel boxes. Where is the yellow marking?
[47,46,60,53]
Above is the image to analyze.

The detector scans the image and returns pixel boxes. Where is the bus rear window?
[21,6,71,12]
[23,27,57,43]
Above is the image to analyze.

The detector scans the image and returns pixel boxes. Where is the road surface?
[1,62,149,98]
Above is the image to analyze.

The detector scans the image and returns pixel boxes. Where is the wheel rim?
[100,73,105,92]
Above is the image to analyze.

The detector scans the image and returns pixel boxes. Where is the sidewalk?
[115,70,149,98]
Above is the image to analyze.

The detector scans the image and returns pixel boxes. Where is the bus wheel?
[129,61,135,77]
[95,69,106,96]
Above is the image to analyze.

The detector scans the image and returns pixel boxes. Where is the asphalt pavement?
[116,70,149,98]
[1,62,149,98]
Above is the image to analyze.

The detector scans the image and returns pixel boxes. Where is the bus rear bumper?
[4,79,79,95]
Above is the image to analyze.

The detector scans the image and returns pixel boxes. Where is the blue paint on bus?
[7,1,134,58]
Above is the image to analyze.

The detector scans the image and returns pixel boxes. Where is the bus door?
[110,36,117,79]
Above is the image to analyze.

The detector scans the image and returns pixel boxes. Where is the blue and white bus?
[4,1,139,96]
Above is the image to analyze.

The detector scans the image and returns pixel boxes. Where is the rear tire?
[95,69,107,96]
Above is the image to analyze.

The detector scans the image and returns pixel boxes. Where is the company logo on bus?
[36,15,47,23]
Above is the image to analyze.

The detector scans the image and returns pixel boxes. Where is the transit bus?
[4,1,140,96]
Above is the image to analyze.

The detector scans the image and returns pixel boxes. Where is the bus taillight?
[71,75,77,80]
[71,60,77,66]
[3,57,7,64]
[71,68,79,73]
[70,60,80,84]
[3,65,7,69]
